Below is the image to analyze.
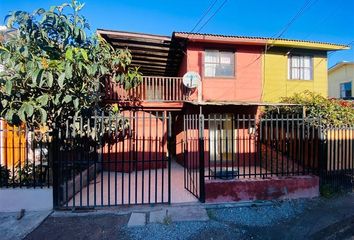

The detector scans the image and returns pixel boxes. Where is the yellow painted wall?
[262,49,328,102]
[328,64,354,98]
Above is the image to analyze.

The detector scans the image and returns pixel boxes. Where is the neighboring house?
[328,61,354,99]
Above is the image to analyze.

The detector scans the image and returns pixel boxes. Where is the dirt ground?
[25,193,354,240]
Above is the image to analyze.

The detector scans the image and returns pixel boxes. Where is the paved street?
[23,193,354,240]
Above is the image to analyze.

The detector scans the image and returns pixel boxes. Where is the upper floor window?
[340,82,352,98]
[204,50,234,77]
[288,55,313,80]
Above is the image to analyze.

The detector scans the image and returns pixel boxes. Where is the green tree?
[0,1,141,130]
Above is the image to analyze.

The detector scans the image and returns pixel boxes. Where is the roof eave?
[173,32,349,51]
[268,40,349,51]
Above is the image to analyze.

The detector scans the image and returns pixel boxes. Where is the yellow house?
[262,39,349,102]
[328,61,354,99]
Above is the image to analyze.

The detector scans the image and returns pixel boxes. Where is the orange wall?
[184,43,263,102]
[1,121,26,169]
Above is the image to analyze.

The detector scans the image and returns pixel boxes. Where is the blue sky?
[0,0,353,67]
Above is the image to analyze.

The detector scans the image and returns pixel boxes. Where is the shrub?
[264,91,354,126]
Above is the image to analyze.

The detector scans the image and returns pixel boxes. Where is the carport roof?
[97,29,186,77]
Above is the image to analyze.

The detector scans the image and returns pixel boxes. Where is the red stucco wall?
[205,175,319,202]
[184,43,263,102]
[103,111,167,172]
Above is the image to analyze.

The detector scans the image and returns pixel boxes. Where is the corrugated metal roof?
[173,32,348,49]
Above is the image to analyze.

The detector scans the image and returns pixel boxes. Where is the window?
[288,55,313,80]
[340,82,352,98]
[204,50,234,77]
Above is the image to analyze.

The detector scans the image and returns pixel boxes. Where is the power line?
[196,0,228,33]
[188,0,219,35]
[274,0,319,38]
[284,2,343,57]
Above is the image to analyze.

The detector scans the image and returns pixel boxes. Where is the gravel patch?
[207,199,310,227]
[124,222,213,240]
[123,199,313,239]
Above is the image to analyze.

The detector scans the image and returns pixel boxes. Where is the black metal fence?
[1,112,353,207]
[183,114,354,201]
[0,122,51,188]
[52,111,172,209]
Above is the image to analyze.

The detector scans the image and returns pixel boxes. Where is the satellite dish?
[183,71,200,88]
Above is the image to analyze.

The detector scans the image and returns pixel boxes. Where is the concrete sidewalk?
[0,210,51,240]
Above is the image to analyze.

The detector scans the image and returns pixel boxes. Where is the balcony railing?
[104,76,189,102]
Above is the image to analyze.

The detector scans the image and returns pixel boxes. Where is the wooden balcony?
[104,76,190,103]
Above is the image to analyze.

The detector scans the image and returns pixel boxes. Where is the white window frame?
[340,81,352,98]
[288,55,313,80]
[204,50,235,78]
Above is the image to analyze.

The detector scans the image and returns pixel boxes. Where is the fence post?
[198,114,205,203]
[167,112,172,204]
[318,122,327,186]
[51,129,60,209]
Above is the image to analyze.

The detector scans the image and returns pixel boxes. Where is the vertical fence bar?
[134,112,138,205]
[155,111,158,203]
[52,129,59,208]
[141,112,145,204]
[161,112,165,203]
[148,112,152,204]
[199,114,205,203]
[259,115,263,178]
[168,112,172,204]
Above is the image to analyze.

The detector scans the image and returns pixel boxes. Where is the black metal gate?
[53,111,172,209]
[183,114,205,202]
[183,113,354,200]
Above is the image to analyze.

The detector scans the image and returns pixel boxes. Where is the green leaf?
[38,108,47,123]
[18,105,26,122]
[58,72,65,88]
[65,63,72,79]
[80,49,88,61]
[5,109,14,122]
[73,98,79,109]
[5,80,12,95]
[65,48,73,61]
[31,69,43,87]
[24,103,34,117]
[99,65,108,75]
[36,94,49,106]
[63,95,72,103]
[1,99,8,107]
[53,93,61,105]
[47,72,53,87]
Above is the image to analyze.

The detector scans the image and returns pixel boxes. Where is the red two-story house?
[86,29,346,205]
